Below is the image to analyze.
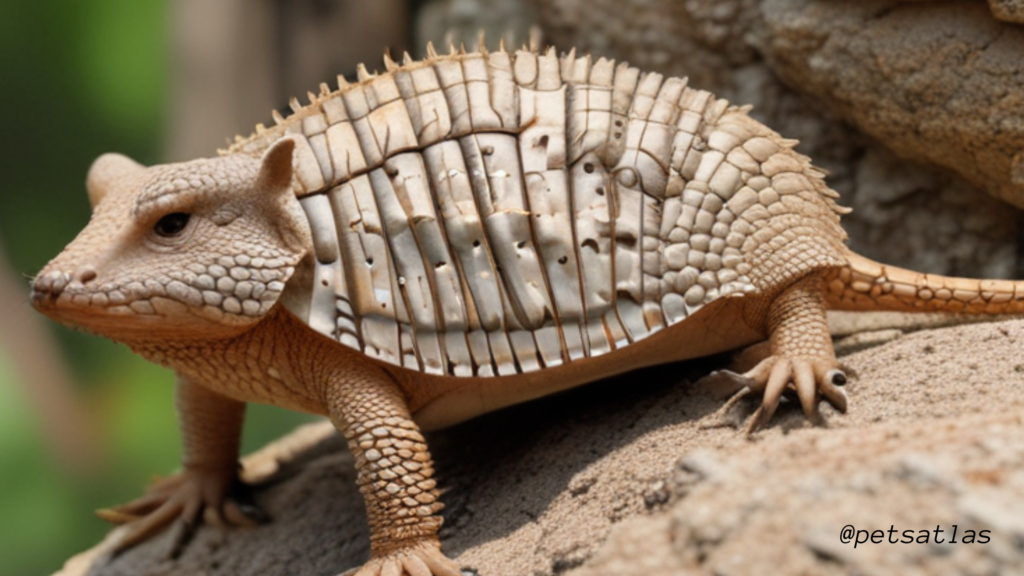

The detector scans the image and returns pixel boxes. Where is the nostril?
[75,265,97,284]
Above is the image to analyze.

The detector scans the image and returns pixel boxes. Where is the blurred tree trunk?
[167,0,411,161]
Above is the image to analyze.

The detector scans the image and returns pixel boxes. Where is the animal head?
[32,138,311,342]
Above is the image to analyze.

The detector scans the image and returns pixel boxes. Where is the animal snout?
[31,265,98,303]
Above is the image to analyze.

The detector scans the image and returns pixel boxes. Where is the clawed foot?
[97,467,267,557]
[340,540,462,576]
[699,356,848,434]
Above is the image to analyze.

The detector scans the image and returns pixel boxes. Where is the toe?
[403,554,433,576]
[380,558,402,576]
[816,367,849,413]
[102,491,168,521]
[746,359,791,434]
[114,498,186,554]
[697,370,759,398]
[421,551,462,576]
[96,508,142,525]
[792,361,824,425]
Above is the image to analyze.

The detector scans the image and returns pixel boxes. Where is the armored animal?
[32,45,1024,576]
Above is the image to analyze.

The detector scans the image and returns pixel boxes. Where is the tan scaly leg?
[325,364,461,576]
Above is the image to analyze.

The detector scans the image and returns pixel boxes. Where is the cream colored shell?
[225,47,844,377]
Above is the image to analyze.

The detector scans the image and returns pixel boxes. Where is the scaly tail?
[825,250,1024,314]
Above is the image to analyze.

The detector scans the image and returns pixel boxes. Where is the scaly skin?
[30,47,1024,575]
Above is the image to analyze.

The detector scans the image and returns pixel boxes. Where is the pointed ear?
[86,153,144,210]
[255,137,296,196]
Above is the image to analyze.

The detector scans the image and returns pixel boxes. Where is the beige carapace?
[31,45,1024,576]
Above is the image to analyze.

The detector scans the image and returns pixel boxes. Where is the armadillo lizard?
[31,45,1024,576]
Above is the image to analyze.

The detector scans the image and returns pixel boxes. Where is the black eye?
[154,213,191,237]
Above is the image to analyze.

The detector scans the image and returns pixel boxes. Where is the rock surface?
[757,0,1024,209]
[56,317,1024,576]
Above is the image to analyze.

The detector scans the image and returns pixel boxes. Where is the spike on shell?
[402,51,414,65]
[255,123,266,134]
[356,63,373,82]
[307,91,317,105]
[319,82,331,96]
[289,97,302,113]
[337,75,350,89]
[426,42,438,59]
[272,109,286,125]
[383,51,397,72]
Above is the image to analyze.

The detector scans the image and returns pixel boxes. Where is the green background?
[0,3,315,574]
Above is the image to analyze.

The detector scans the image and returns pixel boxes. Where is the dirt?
[55,316,1024,576]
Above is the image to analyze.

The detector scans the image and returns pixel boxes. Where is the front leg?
[100,374,263,554]
[325,364,461,576]
[707,274,849,433]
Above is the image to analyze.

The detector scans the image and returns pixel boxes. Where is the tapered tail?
[825,251,1024,314]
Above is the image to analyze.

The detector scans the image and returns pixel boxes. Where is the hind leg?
[704,274,848,433]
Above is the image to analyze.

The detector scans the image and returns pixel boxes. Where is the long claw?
[96,508,141,525]
[421,546,463,576]
[105,490,169,519]
[746,360,791,435]
[714,386,754,420]
[819,380,848,413]
[165,497,202,558]
[167,517,198,559]
[203,504,228,529]
[403,555,433,576]
[792,361,818,419]
[114,498,185,555]
[697,369,761,398]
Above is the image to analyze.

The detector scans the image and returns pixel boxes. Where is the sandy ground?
[56,317,1024,576]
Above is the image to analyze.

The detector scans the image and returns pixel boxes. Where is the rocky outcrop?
[56,317,1024,575]
[757,0,1024,209]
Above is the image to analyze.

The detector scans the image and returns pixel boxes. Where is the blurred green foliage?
[0,3,314,575]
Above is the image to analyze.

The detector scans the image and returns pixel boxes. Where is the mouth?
[29,270,163,333]
[30,268,259,340]
[32,270,121,311]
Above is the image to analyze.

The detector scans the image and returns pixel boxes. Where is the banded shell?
[224,46,846,377]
